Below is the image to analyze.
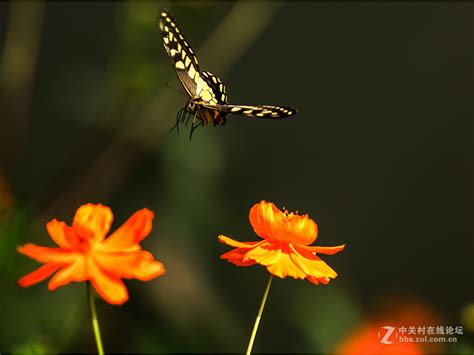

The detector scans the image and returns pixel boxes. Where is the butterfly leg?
[169,109,184,134]
[189,120,202,141]
[180,108,192,130]
[183,109,196,127]
[187,110,199,140]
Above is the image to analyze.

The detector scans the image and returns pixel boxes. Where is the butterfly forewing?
[159,9,200,97]
[202,104,297,119]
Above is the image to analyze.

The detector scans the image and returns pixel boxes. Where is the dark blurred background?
[0,2,472,354]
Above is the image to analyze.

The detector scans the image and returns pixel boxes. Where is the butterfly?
[158,9,297,138]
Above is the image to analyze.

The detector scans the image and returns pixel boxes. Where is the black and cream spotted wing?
[159,9,200,97]
[202,103,297,118]
[158,8,297,129]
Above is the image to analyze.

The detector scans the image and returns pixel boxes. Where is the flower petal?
[248,201,284,239]
[220,248,257,266]
[48,256,87,290]
[88,260,129,305]
[218,235,262,249]
[17,244,80,264]
[46,219,79,249]
[248,201,319,245]
[265,245,307,279]
[300,244,345,255]
[73,204,113,242]
[306,275,330,285]
[17,264,61,287]
[290,244,338,281]
[99,208,153,251]
[92,250,165,281]
[243,242,282,266]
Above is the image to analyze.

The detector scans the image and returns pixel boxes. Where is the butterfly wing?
[201,103,297,119]
[159,9,201,97]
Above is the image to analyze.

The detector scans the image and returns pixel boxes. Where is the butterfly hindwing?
[159,9,200,97]
[195,72,229,126]
[200,71,228,105]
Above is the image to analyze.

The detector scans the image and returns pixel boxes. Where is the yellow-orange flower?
[17,204,165,305]
[218,200,345,284]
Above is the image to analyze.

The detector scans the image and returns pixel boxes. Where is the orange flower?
[336,301,441,355]
[17,204,165,305]
[218,200,345,284]
[336,324,423,355]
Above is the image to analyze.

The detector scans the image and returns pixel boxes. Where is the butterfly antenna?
[165,82,187,97]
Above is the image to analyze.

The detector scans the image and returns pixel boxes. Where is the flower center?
[281,209,297,223]
[270,208,316,245]
[72,227,97,252]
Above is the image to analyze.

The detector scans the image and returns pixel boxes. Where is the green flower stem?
[246,274,273,355]
[87,282,104,355]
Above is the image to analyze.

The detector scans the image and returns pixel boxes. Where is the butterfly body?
[158,9,297,137]
[184,102,228,127]
[184,71,229,127]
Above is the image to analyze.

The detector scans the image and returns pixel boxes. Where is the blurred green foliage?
[0,1,472,354]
